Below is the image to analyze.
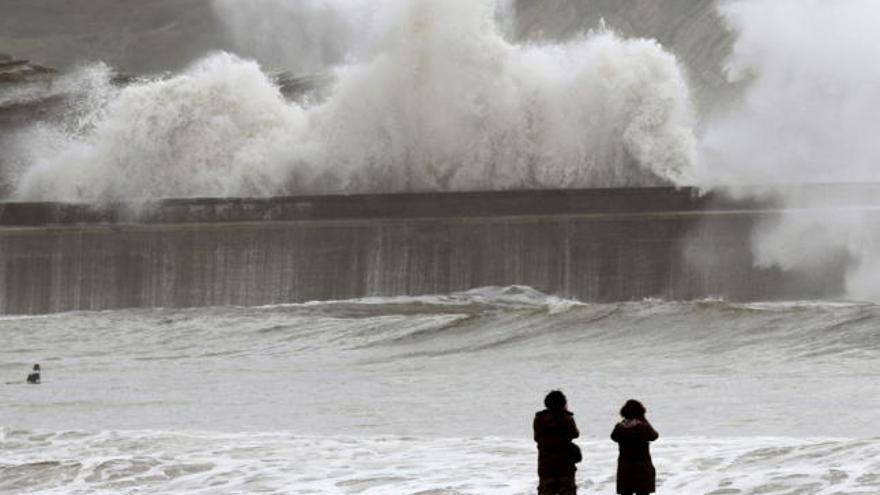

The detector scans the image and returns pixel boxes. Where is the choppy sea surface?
[2,286,879,494]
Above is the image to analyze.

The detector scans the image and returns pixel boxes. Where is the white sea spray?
[699,0,880,301]
[11,0,696,203]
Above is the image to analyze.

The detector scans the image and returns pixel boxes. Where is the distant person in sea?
[533,390,581,495]
[611,399,658,495]
[26,364,40,384]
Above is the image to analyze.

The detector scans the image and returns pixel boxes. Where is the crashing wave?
[9,0,696,203]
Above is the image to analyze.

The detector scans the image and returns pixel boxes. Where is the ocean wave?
[2,428,878,494]
[7,0,696,203]
[255,285,586,314]
[3,294,879,444]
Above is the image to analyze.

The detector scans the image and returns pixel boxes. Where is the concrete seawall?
[0,187,857,314]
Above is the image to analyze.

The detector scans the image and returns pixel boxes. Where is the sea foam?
[10,0,696,203]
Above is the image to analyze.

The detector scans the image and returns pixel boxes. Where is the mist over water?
[700,0,880,185]
[699,0,880,301]
[210,0,376,73]
[9,0,696,203]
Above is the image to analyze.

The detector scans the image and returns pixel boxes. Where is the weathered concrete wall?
[0,187,854,314]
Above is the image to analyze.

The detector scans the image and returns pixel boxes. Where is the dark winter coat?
[611,419,658,494]
[533,409,580,478]
[611,419,659,494]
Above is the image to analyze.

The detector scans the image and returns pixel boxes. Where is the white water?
[10,0,696,203]
[4,3,880,491]
[210,0,375,74]
[697,0,880,302]
[699,0,880,185]
[3,289,880,493]
[6,1,880,304]
[4,431,879,494]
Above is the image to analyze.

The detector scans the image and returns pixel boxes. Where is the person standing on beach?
[611,399,658,495]
[533,390,581,495]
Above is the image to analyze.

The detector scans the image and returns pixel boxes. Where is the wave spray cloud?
[10,0,696,203]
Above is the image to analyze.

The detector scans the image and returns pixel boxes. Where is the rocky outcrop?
[0,55,60,196]
[0,53,59,112]
[273,71,335,102]
[0,53,55,84]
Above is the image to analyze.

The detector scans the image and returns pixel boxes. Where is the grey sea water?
[4,1,880,493]
[2,287,879,493]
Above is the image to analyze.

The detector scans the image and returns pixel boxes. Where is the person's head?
[620,399,646,420]
[33,364,40,371]
[544,390,567,412]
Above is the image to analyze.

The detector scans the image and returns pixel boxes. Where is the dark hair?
[33,364,40,371]
[544,390,567,411]
[620,399,646,420]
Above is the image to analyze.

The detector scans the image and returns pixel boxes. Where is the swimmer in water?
[26,364,40,384]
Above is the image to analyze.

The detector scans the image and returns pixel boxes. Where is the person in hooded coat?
[533,390,580,495]
[611,399,659,495]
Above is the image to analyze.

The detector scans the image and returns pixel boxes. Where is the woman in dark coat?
[534,390,580,495]
[611,399,658,495]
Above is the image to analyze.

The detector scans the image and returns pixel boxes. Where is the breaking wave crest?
[3,428,879,495]
[9,0,696,203]
[4,289,880,493]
